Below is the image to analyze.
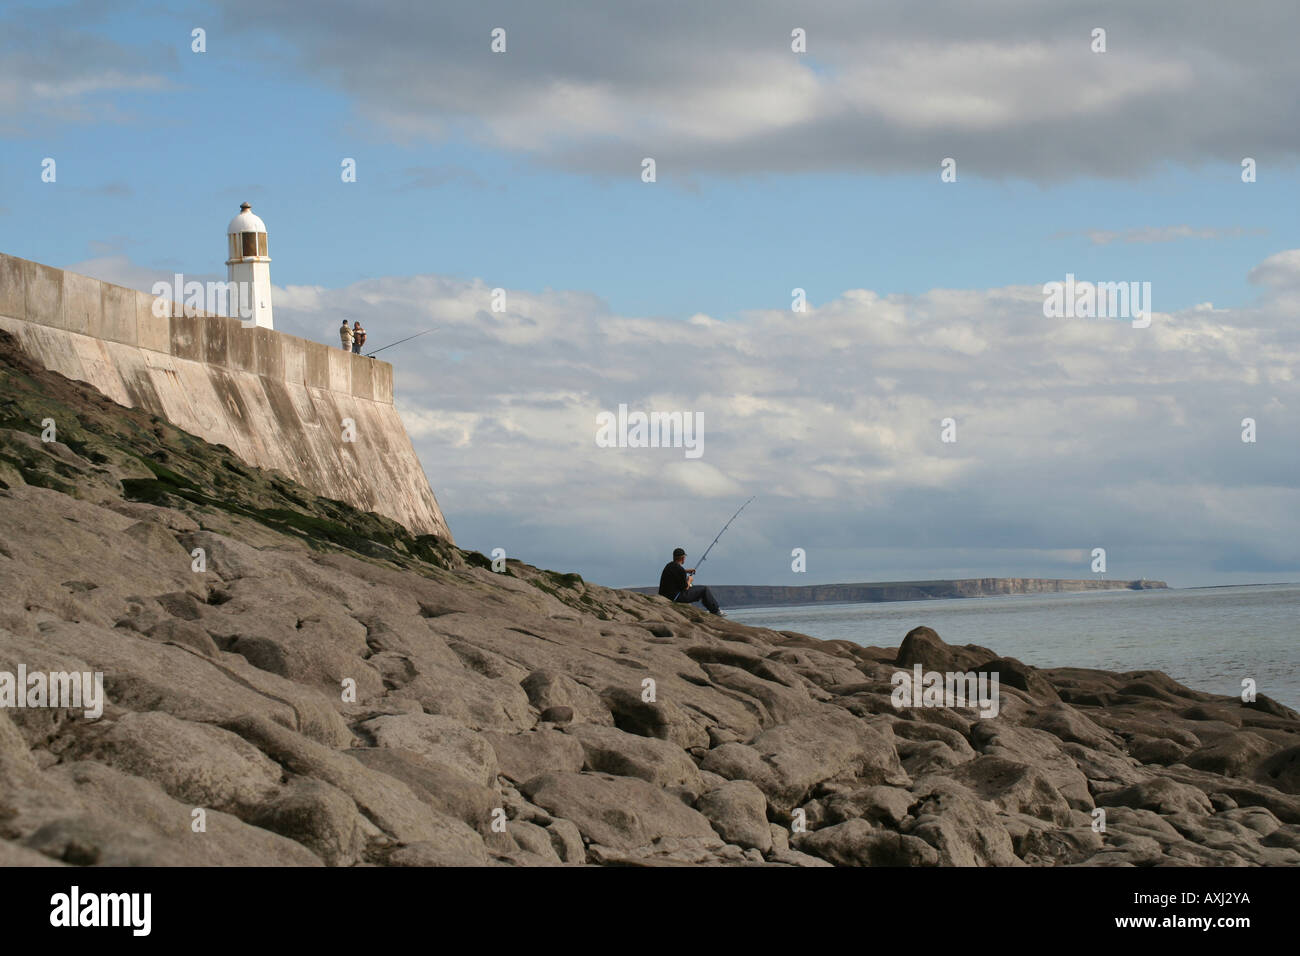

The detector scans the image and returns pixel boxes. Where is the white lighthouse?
[225,202,273,329]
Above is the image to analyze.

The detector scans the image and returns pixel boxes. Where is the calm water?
[727,584,1300,708]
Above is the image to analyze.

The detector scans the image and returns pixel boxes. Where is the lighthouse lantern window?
[258,233,268,257]
[241,232,259,258]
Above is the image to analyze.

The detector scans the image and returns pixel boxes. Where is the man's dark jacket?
[658,561,689,600]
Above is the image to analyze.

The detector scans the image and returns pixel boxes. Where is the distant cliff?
[628,578,1168,608]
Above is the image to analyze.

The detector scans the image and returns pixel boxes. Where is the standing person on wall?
[339,320,353,352]
[352,321,366,354]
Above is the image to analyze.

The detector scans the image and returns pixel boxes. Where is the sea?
[727,583,1300,709]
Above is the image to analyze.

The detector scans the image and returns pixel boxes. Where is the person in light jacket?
[339,320,353,351]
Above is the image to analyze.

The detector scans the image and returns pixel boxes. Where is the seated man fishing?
[658,547,723,615]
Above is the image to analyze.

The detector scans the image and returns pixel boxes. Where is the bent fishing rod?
[695,496,756,573]
[674,496,755,600]
[364,326,439,358]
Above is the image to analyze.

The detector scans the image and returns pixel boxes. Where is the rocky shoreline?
[1,333,1297,867]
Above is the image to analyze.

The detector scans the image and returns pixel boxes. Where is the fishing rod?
[693,496,756,575]
[364,327,439,358]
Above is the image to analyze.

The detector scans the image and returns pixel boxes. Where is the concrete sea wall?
[0,253,451,541]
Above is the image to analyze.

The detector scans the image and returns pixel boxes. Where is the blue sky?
[5,1,1295,317]
[3,0,1299,588]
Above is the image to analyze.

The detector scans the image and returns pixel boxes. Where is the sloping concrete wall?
[0,253,451,541]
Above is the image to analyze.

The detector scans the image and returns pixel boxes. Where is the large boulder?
[894,627,994,673]
[521,670,613,726]
[1255,745,1300,794]
[977,657,1061,703]
[521,772,720,851]
[970,720,1093,810]
[906,777,1020,866]
[1019,702,1117,749]
[702,711,907,815]
[949,756,1075,826]
[699,663,819,726]
[42,760,323,866]
[0,620,352,748]
[248,777,374,866]
[64,710,282,816]
[600,686,709,750]
[177,530,269,582]
[385,665,534,734]
[1184,732,1278,778]
[795,820,940,866]
[563,723,703,791]
[1001,812,1103,865]
[347,747,498,829]
[1096,777,1215,817]
[695,780,772,851]
[221,715,463,844]
[483,729,586,784]
[358,712,498,788]
[820,785,914,828]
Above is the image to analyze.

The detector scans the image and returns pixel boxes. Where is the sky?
[2,0,1298,589]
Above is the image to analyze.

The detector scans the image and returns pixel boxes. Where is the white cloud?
[0,6,178,133]
[209,0,1300,180]
[1248,250,1300,289]
[259,249,1300,585]
[1062,226,1270,246]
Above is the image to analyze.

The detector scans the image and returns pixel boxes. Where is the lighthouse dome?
[227,202,269,262]
[227,202,266,235]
